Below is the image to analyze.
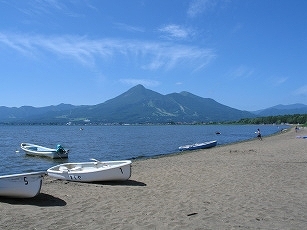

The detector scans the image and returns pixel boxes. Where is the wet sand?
[1,127,307,229]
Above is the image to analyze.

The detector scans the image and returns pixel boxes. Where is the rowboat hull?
[179,140,217,151]
[47,160,132,182]
[20,143,68,159]
[0,172,45,198]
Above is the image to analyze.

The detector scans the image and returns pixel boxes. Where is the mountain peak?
[180,91,191,96]
[126,84,146,94]
[128,84,145,90]
[134,84,145,89]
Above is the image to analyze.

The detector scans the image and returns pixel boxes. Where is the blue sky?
[0,0,306,111]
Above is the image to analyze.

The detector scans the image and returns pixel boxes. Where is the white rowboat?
[20,143,69,159]
[0,171,45,198]
[47,159,132,182]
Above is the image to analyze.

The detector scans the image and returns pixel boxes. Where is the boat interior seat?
[59,166,69,171]
[70,166,82,171]
[28,147,38,151]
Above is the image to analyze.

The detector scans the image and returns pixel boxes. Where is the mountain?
[252,103,307,116]
[0,84,256,124]
[66,85,255,123]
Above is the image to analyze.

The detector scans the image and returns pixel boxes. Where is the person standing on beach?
[256,128,262,140]
[295,126,299,132]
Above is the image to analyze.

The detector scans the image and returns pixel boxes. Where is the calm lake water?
[0,124,288,176]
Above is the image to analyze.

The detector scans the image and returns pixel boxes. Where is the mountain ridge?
[0,85,306,124]
[252,103,307,116]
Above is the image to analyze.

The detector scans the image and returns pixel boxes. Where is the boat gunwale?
[21,143,56,153]
[0,171,46,179]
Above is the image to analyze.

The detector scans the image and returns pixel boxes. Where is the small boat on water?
[20,143,69,159]
[47,159,132,182]
[179,140,217,151]
[0,171,46,198]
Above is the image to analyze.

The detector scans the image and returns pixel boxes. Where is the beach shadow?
[0,193,66,207]
[92,179,147,186]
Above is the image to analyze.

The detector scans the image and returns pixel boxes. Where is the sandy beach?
[1,127,307,230]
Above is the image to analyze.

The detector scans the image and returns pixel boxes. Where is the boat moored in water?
[20,143,69,159]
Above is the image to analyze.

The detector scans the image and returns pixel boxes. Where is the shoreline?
[1,126,307,229]
[134,126,291,162]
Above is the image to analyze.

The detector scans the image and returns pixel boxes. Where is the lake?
[0,124,288,176]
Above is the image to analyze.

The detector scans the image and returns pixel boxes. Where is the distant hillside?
[0,84,276,124]
[253,103,307,116]
[0,104,78,122]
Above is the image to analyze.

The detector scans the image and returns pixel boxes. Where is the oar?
[90,158,109,166]
[90,158,101,163]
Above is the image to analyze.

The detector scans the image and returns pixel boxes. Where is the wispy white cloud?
[17,0,67,16]
[15,0,90,18]
[119,78,160,87]
[293,84,307,96]
[158,24,192,40]
[274,77,288,86]
[187,0,216,18]
[0,33,33,56]
[114,22,145,33]
[231,23,243,35]
[228,66,254,79]
[0,32,216,71]
[139,42,216,71]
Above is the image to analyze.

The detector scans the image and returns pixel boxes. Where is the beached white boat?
[179,140,217,151]
[0,171,46,198]
[20,143,69,159]
[47,159,132,182]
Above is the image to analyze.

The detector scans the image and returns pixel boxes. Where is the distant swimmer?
[215,131,221,135]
